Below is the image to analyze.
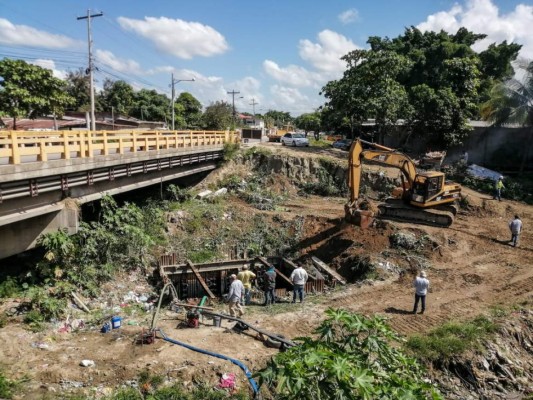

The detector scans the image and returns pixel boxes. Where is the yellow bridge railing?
[0,130,235,165]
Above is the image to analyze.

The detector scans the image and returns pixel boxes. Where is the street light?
[171,73,195,130]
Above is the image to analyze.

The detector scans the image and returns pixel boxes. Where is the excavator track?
[377,202,454,228]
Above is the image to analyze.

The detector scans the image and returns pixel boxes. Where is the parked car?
[331,139,353,151]
[281,132,309,147]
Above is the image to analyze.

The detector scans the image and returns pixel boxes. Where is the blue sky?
[1,0,532,116]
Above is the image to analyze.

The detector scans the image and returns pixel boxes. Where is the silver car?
[281,132,309,147]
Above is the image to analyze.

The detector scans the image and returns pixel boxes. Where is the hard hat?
[499,176,503,180]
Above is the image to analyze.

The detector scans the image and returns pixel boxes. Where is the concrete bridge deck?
[0,129,235,258]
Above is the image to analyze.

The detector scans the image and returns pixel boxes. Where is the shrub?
[257,309,442,399]
[223,142,240,161]
[406,316,497,362]
[0,277,21,298]
[0,371,16,399]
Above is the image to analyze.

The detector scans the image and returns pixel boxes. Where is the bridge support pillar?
[0,206,78,259]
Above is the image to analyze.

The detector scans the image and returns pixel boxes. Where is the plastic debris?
[80,359,95,367]
[31,342,50,350]
[218,373,236,390]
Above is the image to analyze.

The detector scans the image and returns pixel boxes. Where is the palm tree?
[481,59,533,173]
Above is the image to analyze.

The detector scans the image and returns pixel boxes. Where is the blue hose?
[157,329,259,397]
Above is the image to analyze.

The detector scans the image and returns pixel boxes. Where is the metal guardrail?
[0,129,234,165]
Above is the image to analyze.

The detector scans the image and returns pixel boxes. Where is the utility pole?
[250,98,258,126]
[227,90,240,127]
[77,9,103,132]
[171,73,195,130]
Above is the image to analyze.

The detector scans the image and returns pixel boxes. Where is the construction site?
[0,141,532,399]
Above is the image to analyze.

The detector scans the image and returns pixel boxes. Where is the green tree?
[201,100,232,130]
[481,59,533,173]
[98,78,135,115]
[175,92,202,129]
[64,68,92,112]
[131,89,170,123]
[294,111,321,137]
[257,309,442,399]
[0,59,74,129]
[264,110,293,128]
[322,27,521,147]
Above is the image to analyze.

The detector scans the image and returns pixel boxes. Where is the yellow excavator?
[345,139,461,228]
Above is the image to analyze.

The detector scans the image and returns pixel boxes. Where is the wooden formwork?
[159,254,326,300]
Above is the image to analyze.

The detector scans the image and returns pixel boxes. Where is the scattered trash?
[196,190,213,200]
[467,164,502,181]
[31,342,50,350]
[80,359,95,367]
[101,322,111,333]
[127,320,138,326]
[111,316,122,329]
[218,373,236,390]
[138,295,148,303]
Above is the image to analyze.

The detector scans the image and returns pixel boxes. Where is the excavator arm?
[347,139,418,203]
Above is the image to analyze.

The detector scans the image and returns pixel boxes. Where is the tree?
[64,68,92,112]
[0,59,74,129]
[481,59,533,173]
[322,49,412,144]
[201,101,232,130]
[131,89,170,123]
[322,27,521,147]
[98,79,135,115]
[264,110,293,128]
[175,92,202,129]
[294,112,321,137]
[257,309,442,399]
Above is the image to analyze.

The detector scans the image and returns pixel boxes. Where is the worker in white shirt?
[290,265,309,303]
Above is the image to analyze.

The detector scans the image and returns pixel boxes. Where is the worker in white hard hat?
[494,176,505,201]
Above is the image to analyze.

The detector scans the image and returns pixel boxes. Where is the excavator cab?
[410,173,444,206]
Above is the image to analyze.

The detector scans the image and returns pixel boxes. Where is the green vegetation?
[321,27,521,146]
[308,138,331,148]
[258,309,441,399]
[299,159,347,196]
[0,59,74,129]
[223,142,240,161]
[481,59,533,174]
[0,371,21,399]
[406,316,498,362]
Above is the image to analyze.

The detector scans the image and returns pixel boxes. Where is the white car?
[281,132,309,147]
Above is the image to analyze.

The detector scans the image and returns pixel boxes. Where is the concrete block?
[213,188,228,197]
[196,190,213,199]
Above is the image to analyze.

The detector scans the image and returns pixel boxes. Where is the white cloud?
[31,59,66,79]
[299,30,357,73]
[263,60,319,87]
[417,0,533,59]
[95,49,143,75]
[268,85,321,114]
[0,18,79,48]
[338,9,359,25]
[117,16,228,59]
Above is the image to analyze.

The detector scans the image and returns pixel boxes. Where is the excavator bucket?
[344,200,375,229]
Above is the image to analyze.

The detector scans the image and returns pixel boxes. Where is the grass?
[405,315,498,362]
[309,138,332,148]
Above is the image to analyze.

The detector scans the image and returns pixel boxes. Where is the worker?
[494,176,505,201]
[509,215,523,247]
[412,271,429,314]
[227,274,244,317]
[262,266,277,306]
[290,265,309,303]
[462,150,469,165]
[237,264,256,305]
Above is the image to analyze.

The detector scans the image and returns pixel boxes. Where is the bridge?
[0,129,236,259]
